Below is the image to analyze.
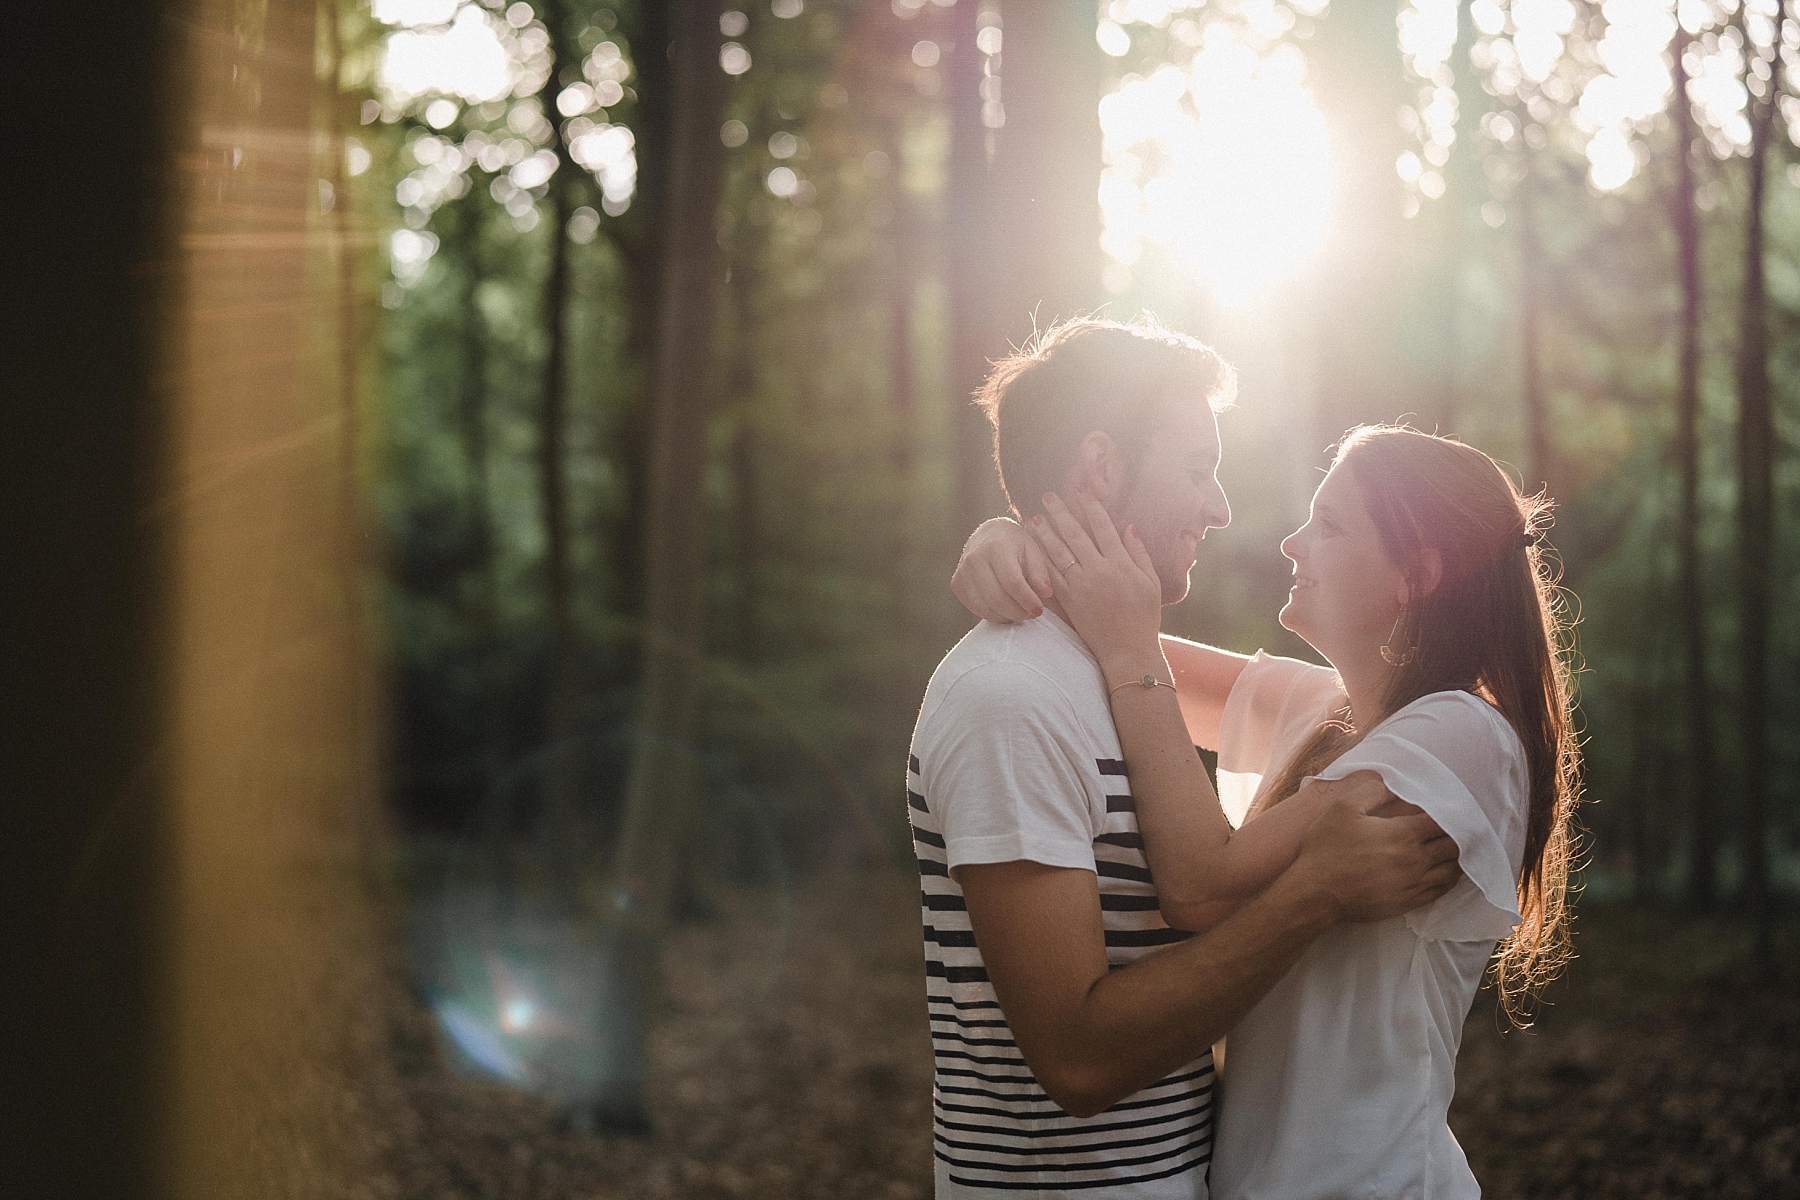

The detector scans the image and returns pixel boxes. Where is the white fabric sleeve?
[926,660,1099,875]
[1310,692,1530,942]
[1216,650,1343,827]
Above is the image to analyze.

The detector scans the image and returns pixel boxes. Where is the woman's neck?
[1328,643,1394,732]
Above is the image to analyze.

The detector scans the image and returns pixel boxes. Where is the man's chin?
[1158,566,1193,606]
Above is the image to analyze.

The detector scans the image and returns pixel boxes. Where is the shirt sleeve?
[1309,692,1530,943]
[1217,650,1344,827]
[924,659,1099,875]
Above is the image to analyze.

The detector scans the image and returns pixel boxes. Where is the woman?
[954,425,1580,1199]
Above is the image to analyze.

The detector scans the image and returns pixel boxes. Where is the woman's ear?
[1072,431,1124,500]
[1414,548,1444,600]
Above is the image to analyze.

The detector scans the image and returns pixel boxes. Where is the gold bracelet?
[1109,674,1177,698]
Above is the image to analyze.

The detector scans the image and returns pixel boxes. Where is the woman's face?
[1278,463,1410,663]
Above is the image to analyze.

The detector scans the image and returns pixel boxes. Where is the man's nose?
[1207,485,1231,531]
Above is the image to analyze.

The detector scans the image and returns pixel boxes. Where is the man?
[909,318,1458,1198]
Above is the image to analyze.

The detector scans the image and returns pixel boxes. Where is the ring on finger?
[1064,560,1078,571]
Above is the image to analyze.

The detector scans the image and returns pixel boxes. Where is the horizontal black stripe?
[936,1091,1064,1115]
[918,858,950,878]
[936,1066,1213,1109]
[934,1048,1031,1067]
[1097,860,1154,884]
[923,960,991,984]
[1098,893,1161,911]
[1095,831,1144,850]
[1104,926,1192,948]
[936,1065,1042,1087]
[935,1099,1210,1141]
[1127,1064,1215,1092]
[910,753,921,774]
[1096,758,1128,775]
[912,826,946,849]
[942,1144,1209,1190]
[1105,794,1136,812]
[921,891,967,911]
[934,1127,1211,1170]
[935,1115,1209,1157]
[930,1012,1009,1029]
[908,789,928,812]
[926,993,1002,1011]
[937,1080,1212,1121]
[926,925,978,948]
[932,1029,1019,1050]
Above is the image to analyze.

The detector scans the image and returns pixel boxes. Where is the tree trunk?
[1309,0,1410,432]
[726,256,761,660]
[1517,164,1549,493]
[946,0,1104,536]
[607,1,673,628]
[602,0,730,1129]
[945,0,1005,535]
[986,0,1103,343]
[1671,25,1720,910]
[537,0,583,831]
[1433,0,1485,431]
[450,193,504,790]
[1734,11,1780,973]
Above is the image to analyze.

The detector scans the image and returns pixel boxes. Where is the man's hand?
[951,517,1054,624]
[1286,771,1461,923]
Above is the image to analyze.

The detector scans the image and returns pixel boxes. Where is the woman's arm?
[1160,634,1250,752]
[1031,493,1343,931]
[951,517,1054,624]
[950,518,1250,747]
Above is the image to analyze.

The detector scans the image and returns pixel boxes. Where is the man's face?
[1108,403,1231,605]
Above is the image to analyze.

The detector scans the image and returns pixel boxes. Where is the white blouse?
[1209,652,1529,1200]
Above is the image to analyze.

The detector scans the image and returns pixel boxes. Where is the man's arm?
[958,791,1459,1119]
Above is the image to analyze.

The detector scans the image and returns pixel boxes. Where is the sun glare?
[1099,26,1333,306]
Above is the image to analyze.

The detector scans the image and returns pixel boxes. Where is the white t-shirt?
[910,612,1214,1200]
[1210,652,1529,1200]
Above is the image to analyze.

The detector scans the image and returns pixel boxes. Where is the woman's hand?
[1031,491,1165,678]
[951,517,1055,623]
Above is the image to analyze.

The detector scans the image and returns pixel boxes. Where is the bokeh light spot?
[1097,20,1132,57]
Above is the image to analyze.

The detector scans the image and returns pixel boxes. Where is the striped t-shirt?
[908,612,1213,1199]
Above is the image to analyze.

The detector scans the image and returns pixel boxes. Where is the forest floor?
[369,866,1799,1200]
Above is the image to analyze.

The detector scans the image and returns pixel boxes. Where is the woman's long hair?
[1259,425,1582,1024]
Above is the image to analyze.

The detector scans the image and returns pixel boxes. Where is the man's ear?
[1072,431,1124,500]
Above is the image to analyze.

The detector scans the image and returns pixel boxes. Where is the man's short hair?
[974,317,1236,520]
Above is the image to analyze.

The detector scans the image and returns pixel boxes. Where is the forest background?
[10,0,1800,1194]
[363,0,1797,931]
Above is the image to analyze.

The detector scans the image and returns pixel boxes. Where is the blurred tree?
[1732,0,1785,971]
[1670,18,1721,911]
[946,0,1005,538]
[538,0,579,817]
[605,0,731,1131]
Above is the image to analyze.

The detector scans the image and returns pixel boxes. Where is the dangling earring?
[1380,609,1415,667]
